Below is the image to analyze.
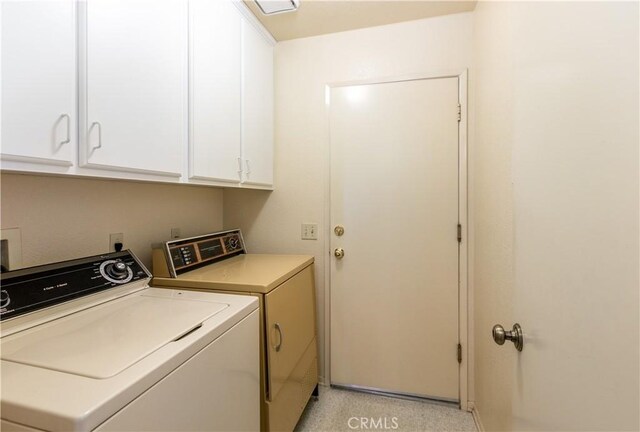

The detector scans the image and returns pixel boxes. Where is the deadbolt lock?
[334,225,345,236]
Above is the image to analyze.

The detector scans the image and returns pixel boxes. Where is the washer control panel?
[0,250,149,321]
[164,229,246,276]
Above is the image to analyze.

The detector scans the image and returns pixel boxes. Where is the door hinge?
[457,223,462,243]
[457,103,462,122]
[457,343,462,363]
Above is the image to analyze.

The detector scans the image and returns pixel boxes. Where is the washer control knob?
[100,259,134,283]
[0,290,10,308]
[107,261,129,279]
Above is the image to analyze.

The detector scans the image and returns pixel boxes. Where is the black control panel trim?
[163,229,246,277]
[0,250,150,321]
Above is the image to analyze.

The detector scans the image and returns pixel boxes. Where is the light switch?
[301,223,318,240]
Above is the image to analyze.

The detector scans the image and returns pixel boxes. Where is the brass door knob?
[334,248,345,259]
[492,323,523,351]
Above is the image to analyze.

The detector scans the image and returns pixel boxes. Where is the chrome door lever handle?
[492,323,523,351]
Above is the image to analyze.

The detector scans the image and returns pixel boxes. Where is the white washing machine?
[0,250,259,432]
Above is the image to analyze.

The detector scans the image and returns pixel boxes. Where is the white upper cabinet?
[1,1,76,170]
[79,0,186,178]
[189,0,242,184]
[1,0,273,188]
[241,19,274,187]
[190,1,274,188]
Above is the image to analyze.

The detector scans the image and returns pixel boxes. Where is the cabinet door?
[264,266,316,401]
[1,1,76,169]
[241,20,274,187]
[80,0,186,177]
[189,0,241,184]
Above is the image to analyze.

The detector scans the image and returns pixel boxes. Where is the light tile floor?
[295,386,477,432]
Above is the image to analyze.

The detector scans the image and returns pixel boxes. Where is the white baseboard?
[471,406,484,432]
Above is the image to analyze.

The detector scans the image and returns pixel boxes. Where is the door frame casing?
[322,69,470,410]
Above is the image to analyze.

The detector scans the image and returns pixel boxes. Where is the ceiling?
[243,0,477,41]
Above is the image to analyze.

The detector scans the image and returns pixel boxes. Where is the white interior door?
[330,77,460,401]
[507,3,639,430]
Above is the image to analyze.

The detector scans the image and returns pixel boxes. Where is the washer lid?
[0,293,228,378]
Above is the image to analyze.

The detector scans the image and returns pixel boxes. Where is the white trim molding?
[472,405,485,432]
[230,0,276,46]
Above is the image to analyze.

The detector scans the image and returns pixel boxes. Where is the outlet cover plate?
[109,233,124,251]
[171,228,181,239]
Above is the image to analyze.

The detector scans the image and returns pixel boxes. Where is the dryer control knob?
[228,237,239,250]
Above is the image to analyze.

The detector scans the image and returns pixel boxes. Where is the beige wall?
[1,173,223,269]
[473,1,639,430]
[224,13,473,383]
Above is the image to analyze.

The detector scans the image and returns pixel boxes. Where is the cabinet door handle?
[237,157,243,176]
[245,159,251,176]
[59,114,71,145]
[91,121,103,151]
[274,322,283,352]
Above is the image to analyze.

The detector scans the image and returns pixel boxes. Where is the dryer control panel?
[0,251,150,321]
[163,229,246,277]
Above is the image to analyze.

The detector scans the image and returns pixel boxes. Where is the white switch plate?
[301,223,318,240]
[171,227,181,239]
[109,233,124,251]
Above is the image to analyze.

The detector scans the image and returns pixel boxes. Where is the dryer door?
[264,265,316,400]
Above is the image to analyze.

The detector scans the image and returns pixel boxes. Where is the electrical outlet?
[301,223,318,240]
[171,227,181,239]
[109,233,124,251]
